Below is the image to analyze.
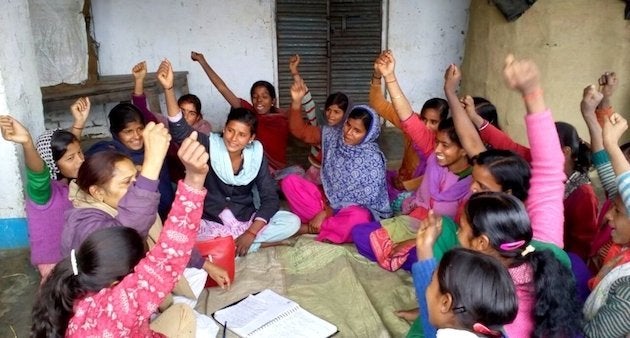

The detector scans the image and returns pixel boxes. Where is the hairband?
[70,249,79,276]
[499,240,525,251]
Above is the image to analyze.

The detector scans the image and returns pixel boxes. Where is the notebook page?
[249,307,338,338]
[214,290,298,337]
[213,295,268,330]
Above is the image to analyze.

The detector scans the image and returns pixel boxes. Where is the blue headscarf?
[320,104,392,219]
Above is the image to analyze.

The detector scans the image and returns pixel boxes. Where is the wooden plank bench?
[41,71,189,114]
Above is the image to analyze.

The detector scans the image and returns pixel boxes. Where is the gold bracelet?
[246,229,258,237]
[72,125,84,130]
[386,79,397,83]
[391,94,404,99]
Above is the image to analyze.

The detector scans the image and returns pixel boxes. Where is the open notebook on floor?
[213,289,338,338]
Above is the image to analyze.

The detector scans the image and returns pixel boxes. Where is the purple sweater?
[25,179,71,265]
[62,175,205,268]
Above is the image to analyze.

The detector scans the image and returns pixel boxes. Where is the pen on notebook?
[222,321,227,338]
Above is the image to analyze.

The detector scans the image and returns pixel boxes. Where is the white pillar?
[0,0,45,248]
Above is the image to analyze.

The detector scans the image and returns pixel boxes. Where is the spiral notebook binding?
[246,305,300,337]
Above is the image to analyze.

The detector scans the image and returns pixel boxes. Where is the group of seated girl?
[1,48,628,337]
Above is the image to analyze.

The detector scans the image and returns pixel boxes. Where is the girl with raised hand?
[130,59,212,184]
[581,112,630,337]
[160,59,300,256]
[369,52,449,204]
[286,53,350,184]
[85,95,175,220]
[31,133,210,338]
[0,97,89,281]
[131,60,212,134]
[280,77,390,242]
[191,51,289,172]
[414,212,518,338]
[63,122,229,289]
[352,50,471,271]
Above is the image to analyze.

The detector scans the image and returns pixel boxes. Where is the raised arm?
[290,54,318,127]
[369,53,402,128]
[504,54,565,247]
[376,50,434,155]
[69,97,90,140]
[443,64,486,157]
[131,61,164,125]
[191,51,241,108]
[111,133,208,324]
[376,50,413,121]
[0,115,44,173]
[603,113,630,198]
[288,76,321,144]
[580,84,618,198]
[596,71,618,126]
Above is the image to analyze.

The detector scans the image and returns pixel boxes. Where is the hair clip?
[472,323,501,337]
[70,249,79,276]
[521,244,536,257]
[499,240,525,251]
[453,306,466,314]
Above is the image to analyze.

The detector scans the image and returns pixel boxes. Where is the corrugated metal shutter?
[276,0,381,108]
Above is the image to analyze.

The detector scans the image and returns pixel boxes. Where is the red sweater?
[241,99,289,170]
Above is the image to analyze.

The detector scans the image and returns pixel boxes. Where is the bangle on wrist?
[391,94,404,100]
[386,78,397,84]
[165,86,173,91]
[72,125,84,130]
[245,229,258,237]
[522,88,543,101]
[478,120,490,131]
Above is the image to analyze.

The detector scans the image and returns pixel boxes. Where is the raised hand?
[289,54,300,76]
[461,95,476,117]
[580,85,603,122]
[132,61,147,81]
[444,64,462,94]
[415,210,443,259]
[603,113,628,147]
[290,77,308,103]
[141,122,171,180]
[178,131,209,189]
[502,54,540,96]
[0,115,33,144]
[190,51,206,64]
[375,50,395,78]
[70,97,90,126]
[598,72,618,99]
[156,59,174,90]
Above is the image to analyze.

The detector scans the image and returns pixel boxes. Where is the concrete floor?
[0,127,404,337]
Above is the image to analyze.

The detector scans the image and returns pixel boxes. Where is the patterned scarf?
[564,170,591,199]
[320,104,391,219]
[209,133,263,186]
[584,245,630,319]
[35,129,60,180]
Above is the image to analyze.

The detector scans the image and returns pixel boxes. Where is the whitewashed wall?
[90,0,470,130]
[386,0,471,109]
[91,0,278,131]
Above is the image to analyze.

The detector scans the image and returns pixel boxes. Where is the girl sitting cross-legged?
[160,59,301,256]
[280,77,391,243]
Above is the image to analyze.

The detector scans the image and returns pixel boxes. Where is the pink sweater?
[66,181,206,337]
[504,110,565,338]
